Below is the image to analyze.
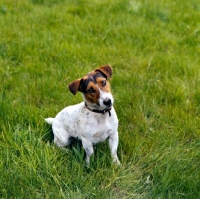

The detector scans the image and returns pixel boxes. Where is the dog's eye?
[102,80,106,87]
[87,88,95,93]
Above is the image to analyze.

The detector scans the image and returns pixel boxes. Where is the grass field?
[0,0,200,198]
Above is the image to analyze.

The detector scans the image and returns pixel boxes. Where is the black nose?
[103,98,112,106]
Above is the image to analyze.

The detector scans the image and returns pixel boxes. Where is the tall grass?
[0,0,200,198]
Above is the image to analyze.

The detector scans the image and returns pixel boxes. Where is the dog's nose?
[103,98,112,106]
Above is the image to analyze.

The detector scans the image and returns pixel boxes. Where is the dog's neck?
[84,98,112,117]
[85,102,112,117]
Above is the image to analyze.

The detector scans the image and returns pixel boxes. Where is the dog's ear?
[68,78,82,95]
[95,65,112,79]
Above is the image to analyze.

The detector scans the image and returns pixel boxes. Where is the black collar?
[85,103,112,117]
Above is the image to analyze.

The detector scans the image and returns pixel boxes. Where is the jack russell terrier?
[45,65,120,165]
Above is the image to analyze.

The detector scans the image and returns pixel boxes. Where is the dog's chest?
[80,114,113,143]
[59,102,118,144]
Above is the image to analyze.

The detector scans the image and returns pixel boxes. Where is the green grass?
[0,0,200,198]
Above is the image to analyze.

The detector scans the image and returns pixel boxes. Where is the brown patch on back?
[93,132,101,138]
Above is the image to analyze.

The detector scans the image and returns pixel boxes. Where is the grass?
[0,0,200,198]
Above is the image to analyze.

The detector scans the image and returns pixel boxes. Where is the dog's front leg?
[108,132,120,165]
[81,138,94,165]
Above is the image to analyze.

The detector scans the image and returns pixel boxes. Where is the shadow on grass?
[42,124,86,159]
[42,125,113,169]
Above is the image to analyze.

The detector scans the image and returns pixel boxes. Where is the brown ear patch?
[94,65,112,79]
[68,78,82,95]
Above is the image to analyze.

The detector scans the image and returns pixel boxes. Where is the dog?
[45,65,120,165]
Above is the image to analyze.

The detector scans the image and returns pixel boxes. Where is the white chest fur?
[53,102,118,145]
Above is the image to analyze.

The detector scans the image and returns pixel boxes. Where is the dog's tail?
[45,118,54,125]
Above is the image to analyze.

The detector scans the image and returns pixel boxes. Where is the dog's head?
[68,65,113,110]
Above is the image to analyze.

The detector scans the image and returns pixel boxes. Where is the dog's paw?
[113,158,121,166]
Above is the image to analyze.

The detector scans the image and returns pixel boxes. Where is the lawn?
[0,0,200,198]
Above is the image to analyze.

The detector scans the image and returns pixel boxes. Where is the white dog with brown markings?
[45,65,120,165]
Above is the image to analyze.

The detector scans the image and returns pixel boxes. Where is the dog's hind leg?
[52,125,71,152]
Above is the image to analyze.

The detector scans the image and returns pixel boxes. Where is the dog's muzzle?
[103,98,112,107]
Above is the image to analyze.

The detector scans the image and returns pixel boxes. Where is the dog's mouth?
[85,102,112,117]
[96,103,112,110]
[86,101,112,112]
[105,104,112,108]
